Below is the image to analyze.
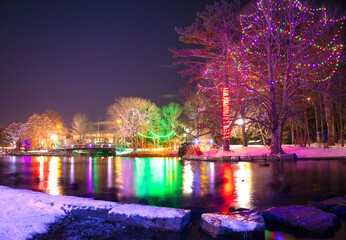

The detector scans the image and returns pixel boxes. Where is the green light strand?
[173,130,184,138]
[137,130,184,139]
[137,132,173,139]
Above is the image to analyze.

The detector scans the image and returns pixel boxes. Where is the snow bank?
[0,186,65,240]
[0,186,191,239]
[204,144,346,158]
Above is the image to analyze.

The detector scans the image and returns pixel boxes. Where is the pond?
[1,156,346,239]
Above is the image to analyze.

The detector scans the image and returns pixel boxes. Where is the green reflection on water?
[134,158,183,206]
[93,157,98,192]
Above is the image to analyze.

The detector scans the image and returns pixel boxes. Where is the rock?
[267,155,280,161]
[65,205,111,219]
[200,210,265,239]
[262,205,341,237]
[207,156,218,161]
[279,153,297,161]
[253,155,267,161]
[230,156,240,161]
[222,156,239,161]
[239,156,253,162]
[108,204,191,232]
[310,197,346,217]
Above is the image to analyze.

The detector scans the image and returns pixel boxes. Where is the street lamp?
[50,134,58,149]
[50,134,58,141]
[236,119,244,126]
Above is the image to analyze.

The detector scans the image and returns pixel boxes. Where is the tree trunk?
[332,108,337,143]
[339,76,344,147]
[223,138,229,151]
[323,93,335,145]
[242,124,247,147]
[291,119,295,145]
[258,126,266,146]
[340,108,344,147]
[271,124,284,154]
[315,106,321,143]
[320,100,325,144]
[304,104,310,146]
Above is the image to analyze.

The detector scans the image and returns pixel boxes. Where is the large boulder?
[108,204,191,232]
[200,210,265,239]
[310,197,346,217]
[262,205,341,237]
[63,204,111,219]
[62,202,191,232]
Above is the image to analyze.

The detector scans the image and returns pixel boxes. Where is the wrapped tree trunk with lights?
[171,0,242,151]
[222,87,230,151]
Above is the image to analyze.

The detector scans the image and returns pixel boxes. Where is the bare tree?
[233,0,344,153]
[25,114,56,148]
[71,113,94,143]
[107,97,160,151]
[3,122,27,150]
[173,0,344,153]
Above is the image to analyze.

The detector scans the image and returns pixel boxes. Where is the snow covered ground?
[0,186,190,240]
[0,186,65,239]
[202,144,346,158]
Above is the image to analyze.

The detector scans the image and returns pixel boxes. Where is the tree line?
[171,0,345,153]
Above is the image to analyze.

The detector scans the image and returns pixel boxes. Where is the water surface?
[1,156,346,239]
[1,156,345,211]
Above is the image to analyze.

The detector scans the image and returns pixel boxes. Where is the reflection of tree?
[71,113,94,143]
[270,160,291,195]
[221,164,235,212]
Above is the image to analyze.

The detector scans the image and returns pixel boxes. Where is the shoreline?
[1,144,345,160]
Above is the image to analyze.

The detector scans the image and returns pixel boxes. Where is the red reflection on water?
[31,158,40,191]
[221,164,235,212]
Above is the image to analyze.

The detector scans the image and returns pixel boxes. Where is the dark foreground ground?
[31,215,346,240]
[31,216,205,240]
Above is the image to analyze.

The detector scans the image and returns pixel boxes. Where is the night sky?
[0,0,344,129]
[0,0,213,128]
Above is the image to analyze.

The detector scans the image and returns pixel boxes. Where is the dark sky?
[0,0,214,128]
[0,0,344,129]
